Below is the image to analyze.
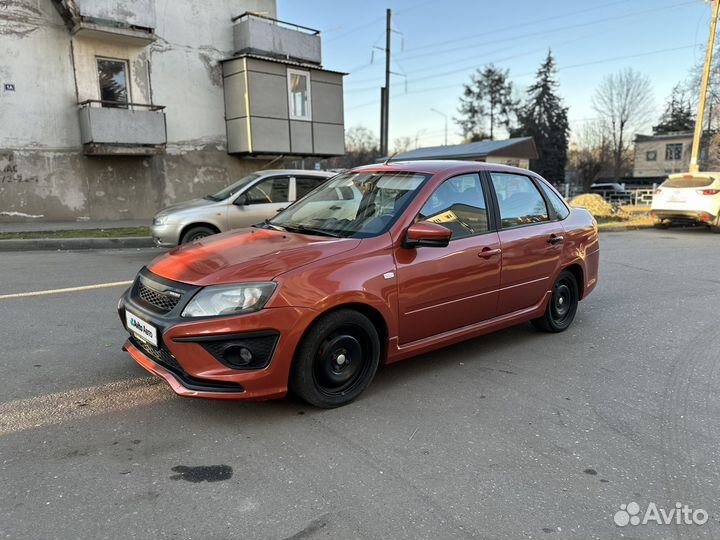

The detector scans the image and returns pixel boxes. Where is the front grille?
[130,336,183,372]
[136,281,181,313]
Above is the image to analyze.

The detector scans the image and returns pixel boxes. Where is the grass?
[0,227,150,241]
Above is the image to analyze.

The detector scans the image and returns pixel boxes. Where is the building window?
[287,69,311,120]
[646,150,657,161]
[665,143,682,161]
[97,58,129,108]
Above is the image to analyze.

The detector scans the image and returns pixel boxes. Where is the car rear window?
[663,176,715,188]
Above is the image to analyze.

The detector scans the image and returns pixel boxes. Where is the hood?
[148,228,361,286]
[157,198,219,216]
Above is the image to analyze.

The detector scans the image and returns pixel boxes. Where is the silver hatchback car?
[151,169,335,246]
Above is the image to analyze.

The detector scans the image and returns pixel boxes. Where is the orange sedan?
[119,161,599,407]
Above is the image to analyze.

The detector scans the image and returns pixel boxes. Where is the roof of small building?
[634,131,694,142]
[389,137,538,161]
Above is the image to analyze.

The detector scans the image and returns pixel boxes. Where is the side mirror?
[403,221,451,248]
[233,194,247,206]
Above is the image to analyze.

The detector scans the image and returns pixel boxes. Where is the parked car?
[120,161,600,408]
[590,182,633,204]
[150,169,335,246]
[651,172,720,232]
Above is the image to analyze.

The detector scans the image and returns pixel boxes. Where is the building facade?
[0,0,344,221]
[633,132,696,182]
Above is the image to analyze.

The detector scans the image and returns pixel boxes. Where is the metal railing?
[77,99,165,111]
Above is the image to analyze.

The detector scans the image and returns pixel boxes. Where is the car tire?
[654,221,671,229]
[710,225,720,234]
[180,225,217,244]
[531,270,579,333]
[290,310,380,408]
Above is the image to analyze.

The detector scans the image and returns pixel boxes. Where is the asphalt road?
[1,229,719,540]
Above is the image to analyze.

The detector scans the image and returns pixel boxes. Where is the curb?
[598,225,655,233]
[0,236,156,252]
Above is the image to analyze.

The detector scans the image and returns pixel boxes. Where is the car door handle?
[478,247,501,258]
[548,235,564,245]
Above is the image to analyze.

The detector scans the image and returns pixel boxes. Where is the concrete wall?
[633,136,692,178]
[0,0,278,222]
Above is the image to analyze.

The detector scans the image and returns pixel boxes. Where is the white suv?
[651,173,720,232]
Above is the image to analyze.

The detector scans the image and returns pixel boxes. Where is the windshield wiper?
[253,219,286,232]
[281,224,342,238]
[203,195,219,201]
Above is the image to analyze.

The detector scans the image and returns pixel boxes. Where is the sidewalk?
[0,219,148,233]
[0,219,155,251]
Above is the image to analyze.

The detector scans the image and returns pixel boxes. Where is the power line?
[394,0,698,62]
[345,43,699,111]
[344,0,696,88]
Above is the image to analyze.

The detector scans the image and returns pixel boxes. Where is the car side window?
[417,173,489,240]
[536,180,570,220]
[245,177,290,205]
[296,177,325,199]
[490,172,549,228]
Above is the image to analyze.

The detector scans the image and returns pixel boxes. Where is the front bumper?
[118,271,318,400]
[150,223,180,247]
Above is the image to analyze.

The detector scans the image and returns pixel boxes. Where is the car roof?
[350,160,537,177]
[256,169,334,177]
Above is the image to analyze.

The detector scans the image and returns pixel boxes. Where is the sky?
[278,0,713,149]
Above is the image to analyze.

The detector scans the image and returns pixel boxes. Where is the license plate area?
[125,310,158,347]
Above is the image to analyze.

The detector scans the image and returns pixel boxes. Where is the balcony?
[63,0,157,46]
[232,12,321,65]
[78,101,167,156]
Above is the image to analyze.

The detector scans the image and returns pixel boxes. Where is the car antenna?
[384,152,399,165]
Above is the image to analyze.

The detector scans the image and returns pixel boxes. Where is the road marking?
[0,378,173,436]
[0,280,133,300]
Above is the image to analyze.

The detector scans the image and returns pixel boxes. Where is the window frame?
[241,175,291,205]
[415,172,496,242]
[665,143,682,161]
[96,56,131,108]
[287,68,312,121]
[483,170,557,231]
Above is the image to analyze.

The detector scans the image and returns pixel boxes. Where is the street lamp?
[430,108,448,146]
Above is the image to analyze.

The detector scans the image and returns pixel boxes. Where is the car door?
[488,171,564,315]
[226,175,291,229]
[396,172,502,344]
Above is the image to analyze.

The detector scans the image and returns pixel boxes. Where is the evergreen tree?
[653,85,695,134]
[512,51,569,184]
[456,64,517,141]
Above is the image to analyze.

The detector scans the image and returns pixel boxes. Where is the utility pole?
[430,108,448,146]
[381,8,392,156]
[690,0,720,173]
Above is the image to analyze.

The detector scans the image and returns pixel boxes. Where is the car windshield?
[267,171,430,238]
[206,173,262,201]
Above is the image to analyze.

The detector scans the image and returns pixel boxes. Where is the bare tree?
[392,136,413,154]
[568,120,615,190]
[326,126,381,169]
[592,69,654,179]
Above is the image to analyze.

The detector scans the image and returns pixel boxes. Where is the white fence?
[558,184,656,206]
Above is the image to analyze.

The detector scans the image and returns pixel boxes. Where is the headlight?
[181,282,276,317]
[153,214,170,226]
